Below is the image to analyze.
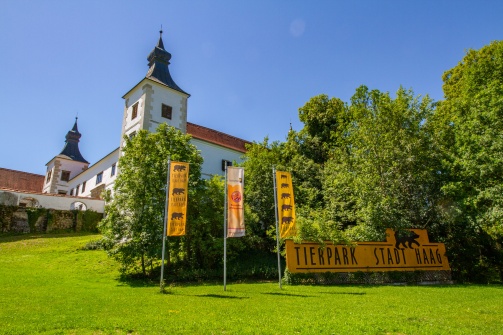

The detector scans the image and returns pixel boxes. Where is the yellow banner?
[286,229,450,273]
[167,162,189,236]
[227,166,245,237]
[276,171,296,238]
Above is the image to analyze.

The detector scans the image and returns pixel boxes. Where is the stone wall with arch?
[0,189,104,212]
[0,189,104,234]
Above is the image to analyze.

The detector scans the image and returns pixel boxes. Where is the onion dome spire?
[59,117,89,163]
[146,28,188,95]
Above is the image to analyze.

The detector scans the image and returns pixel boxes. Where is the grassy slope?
[0,233,502,335]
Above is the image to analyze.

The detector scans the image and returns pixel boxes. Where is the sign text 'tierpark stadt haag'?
[285,229,450,273]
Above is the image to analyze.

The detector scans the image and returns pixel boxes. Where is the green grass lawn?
[1,233,502,335]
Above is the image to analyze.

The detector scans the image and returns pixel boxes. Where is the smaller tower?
[43,118,89,194]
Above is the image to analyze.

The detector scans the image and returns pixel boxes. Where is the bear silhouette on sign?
[394,231,420,249]
[172,188,185,195]
[282,204,292,211]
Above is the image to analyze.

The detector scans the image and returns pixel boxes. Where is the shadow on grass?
[116,273,160,288]
[117,272,225,289]
[262,292,314,298]
[318,291,366,295]
[196,294,248,300]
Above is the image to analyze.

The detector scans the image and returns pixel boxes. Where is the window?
[111,163,116,176]
[131,102,138,120]
[46,170,52,183]
[76,184,80,195]
[61,170,71,182]
[70,189,74,196]
[58,190,67,195]
[90,184,105,199]
[129,131,136,140]
[96,172,103,185]
[82,181,86,193]
[162,104,172,119]
[222,160,232,171]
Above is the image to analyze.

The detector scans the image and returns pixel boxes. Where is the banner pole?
[160,157,171,292]
[272,167,282,289]
[223,164,228,291]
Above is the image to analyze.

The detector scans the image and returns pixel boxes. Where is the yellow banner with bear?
[167,162,189,236]
[275,171,296,238]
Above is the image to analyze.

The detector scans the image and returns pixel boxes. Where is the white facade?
[42,155,89,194]
[67,149,119,198]
[121,80,189,147]
[192,138,244,178]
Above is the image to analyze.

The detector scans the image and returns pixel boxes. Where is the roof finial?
[157,25,165,49]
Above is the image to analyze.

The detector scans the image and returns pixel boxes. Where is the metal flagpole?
[160,157,171,292]
[272,166,282,289]
[223,163,228,291]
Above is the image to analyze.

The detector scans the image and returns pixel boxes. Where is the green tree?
[283,130,324,210]
[297,94,348,164]
[240,138,285,249]
[433,41,503,281]
[324,86,441,240]
[271,96,348,212]
[100,124,203,275]
[183,175,227,272]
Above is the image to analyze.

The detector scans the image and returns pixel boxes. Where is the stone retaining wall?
[0,205,102,234]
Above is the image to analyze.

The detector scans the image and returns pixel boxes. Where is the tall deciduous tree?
[100,124,203,275]
[433,41,503,281]
[297,94,348,164]
[339,86,441,239]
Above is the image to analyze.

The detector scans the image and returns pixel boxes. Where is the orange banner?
[167,162,189,236]
[227,166,245,237]
[276,171,296,238]
[286,229,450,273]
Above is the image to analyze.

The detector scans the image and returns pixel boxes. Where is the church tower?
[120,30,190,147]
[42,118,89,194]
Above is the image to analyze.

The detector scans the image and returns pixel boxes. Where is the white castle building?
[0,31,249,210]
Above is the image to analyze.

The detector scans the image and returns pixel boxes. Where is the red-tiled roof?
[0,168,45,193]
[187,122,251,153]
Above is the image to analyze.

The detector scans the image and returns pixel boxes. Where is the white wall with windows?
[145,81,188,133]
[42,156,89,194]
[67,148,119,198]
[191,138,245,178]
[122,89,145,142]
[122,80,188,144]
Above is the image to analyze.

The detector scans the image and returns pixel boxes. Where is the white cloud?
[290,19,305,37]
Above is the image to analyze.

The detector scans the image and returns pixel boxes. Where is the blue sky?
[1,1,502,175]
